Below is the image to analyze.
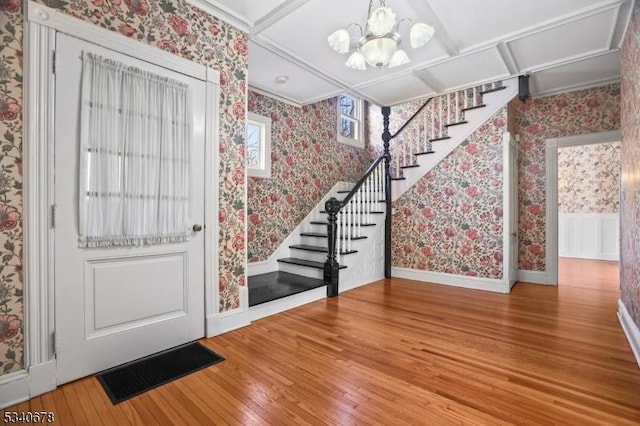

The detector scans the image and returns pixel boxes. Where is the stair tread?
[400,164,420,169]
[277,257,347,270]
[247,271,325,307]
[391,176,406,181]
[430,136,451,142]
[319,210,384,215]
[290,244,357,255]
[480,86,506,95]
[445,120,468,128]
[300,232,368,240]
[415,150,435,156]
[461,104,486,112]
[310,221,376,227]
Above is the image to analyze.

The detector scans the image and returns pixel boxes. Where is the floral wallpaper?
[0,0,250,375]
[390,108,507,279]
[510,84,620,271]
[247,92,369,262]
[0,2,24,374]
[620,0,640,328]
[558,142,620,214]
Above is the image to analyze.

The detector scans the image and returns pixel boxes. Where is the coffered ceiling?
[191,0,632,106]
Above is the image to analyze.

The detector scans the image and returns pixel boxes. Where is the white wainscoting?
[558,213,619,261]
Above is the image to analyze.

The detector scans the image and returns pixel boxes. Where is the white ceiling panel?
[508,8,618,71]
[206,0,289,26]
[358,73,435,107]
[198,0,630,105]
[532,51,621,96]
[427,0,610,50]
[258,0,448,86]
[414,48,510,92]
[248,42,342,105]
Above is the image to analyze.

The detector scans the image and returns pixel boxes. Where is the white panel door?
[54,33,206,384]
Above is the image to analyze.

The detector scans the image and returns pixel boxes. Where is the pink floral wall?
[510,84,620,271]
[390,108,508,278]
[620,0,640,328]
[247,92,369,262]
[558,142,620,214]
[0,0,250,374]
[0,2,24,375]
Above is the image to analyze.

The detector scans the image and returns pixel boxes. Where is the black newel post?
[324,197,341,297]
[381,106,392,278]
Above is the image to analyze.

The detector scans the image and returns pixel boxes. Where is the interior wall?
[247,91,369,262]
[368,96,507,279]
[0,2,23,376]
[0,0,250,375]
[510,84,620,272]
[620,0,640,329]
[558,142,620,214]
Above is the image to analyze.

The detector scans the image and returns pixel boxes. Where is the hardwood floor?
[5,268,640,425]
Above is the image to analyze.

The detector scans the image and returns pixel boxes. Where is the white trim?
[518,269,556,285]
[248,287,326,322]
[249,86,303,108]
[392,267,510,294]
[24,0,220,389]
[28,360,56,398]
[558,213,620,260]
[247,259,275,277]
[24,8,56,373]
[247,112,272,178]
[503,132,514,288]
[0,371,30,409]
[186,0,252,32]
[545,130,622,286]
[208,287,251,335]
[617,299,640,368]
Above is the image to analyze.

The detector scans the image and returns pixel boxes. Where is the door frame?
[23,1,220,396]
[503,132,519,290]
[545,129,622,286]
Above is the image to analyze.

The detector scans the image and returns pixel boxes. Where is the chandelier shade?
[327,0,435,70]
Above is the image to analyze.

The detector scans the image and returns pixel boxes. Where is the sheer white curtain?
[78,52,192,248]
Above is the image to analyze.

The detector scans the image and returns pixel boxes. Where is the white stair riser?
[277,262,324,279]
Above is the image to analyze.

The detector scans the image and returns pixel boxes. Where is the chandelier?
[327,0,435,70]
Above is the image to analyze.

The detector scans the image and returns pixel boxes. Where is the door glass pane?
[247,122,262,168]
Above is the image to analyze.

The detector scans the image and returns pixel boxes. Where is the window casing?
[247,112,272,178]
[337,95,364,148]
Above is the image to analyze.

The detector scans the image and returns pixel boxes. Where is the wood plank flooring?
[4,259,640,425]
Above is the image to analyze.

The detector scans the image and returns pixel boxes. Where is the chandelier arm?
[395,17,413,34]
[347,23,364,39]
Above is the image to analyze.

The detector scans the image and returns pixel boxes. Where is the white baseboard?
[207,287,251,336]
[618,299,640,368]
[518,269,556,285]
[392,267,510,293]
[249,286,326,322]
[0,370,30,409]
[28,360,56,399]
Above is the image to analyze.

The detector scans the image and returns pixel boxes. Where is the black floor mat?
[96,342,224,404]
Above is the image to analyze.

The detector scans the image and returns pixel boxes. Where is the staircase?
[248,77,519,310]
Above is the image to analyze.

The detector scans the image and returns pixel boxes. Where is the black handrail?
[338,155,385,207]
[390,97,433,140]
[324,99,433,297]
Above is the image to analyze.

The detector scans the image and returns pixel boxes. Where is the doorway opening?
[553,133,621,293]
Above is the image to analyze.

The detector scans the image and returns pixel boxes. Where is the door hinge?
[52,330,57,356]
[52,50,56,74]
[51,204,57,228]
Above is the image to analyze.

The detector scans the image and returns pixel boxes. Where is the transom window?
[337,94,363,148]
[247,112,272,178]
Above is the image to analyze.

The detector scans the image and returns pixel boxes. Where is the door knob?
[193,224,203,232]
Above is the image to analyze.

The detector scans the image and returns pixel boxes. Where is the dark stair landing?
[248,271,324,307]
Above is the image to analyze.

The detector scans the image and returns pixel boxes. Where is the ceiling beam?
[252,0,314,35]
[412,0,460,56]
[496,42,520,76]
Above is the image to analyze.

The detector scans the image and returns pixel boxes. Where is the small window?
[337,94,363,148]
[247,112,272,178]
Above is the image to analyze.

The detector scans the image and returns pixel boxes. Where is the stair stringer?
[392,77,519,201]
[247,181,354,277]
